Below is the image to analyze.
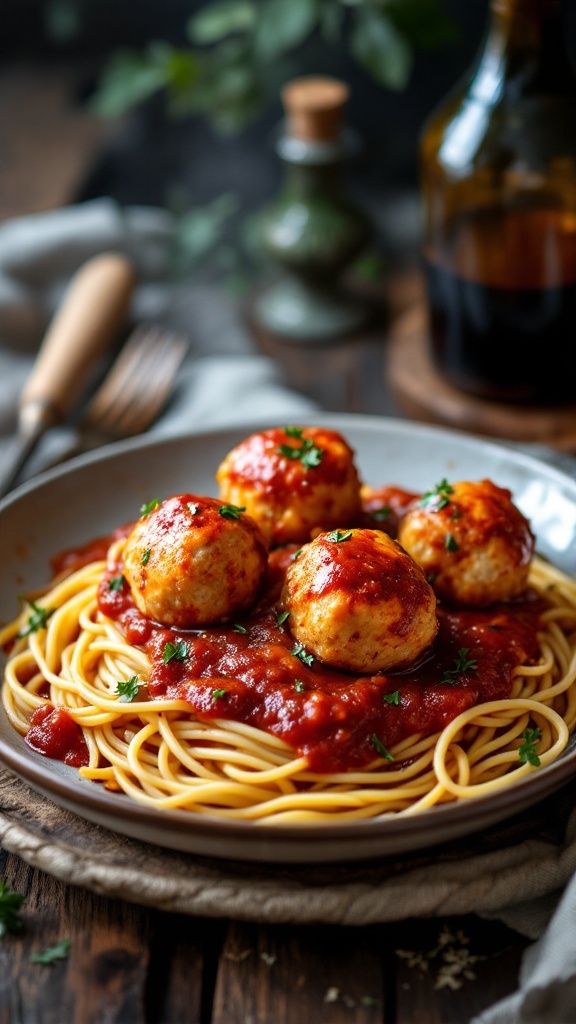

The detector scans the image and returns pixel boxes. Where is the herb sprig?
[419,479,454,511]
[18,600,54,638]
[518,727,541,767]
[278,427,323,469]
[441,648,478,685]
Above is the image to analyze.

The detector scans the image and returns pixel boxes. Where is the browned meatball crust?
[216,426,362,547]
[123,495,267,628]
[397,478,535,607]
[281,528,438,673]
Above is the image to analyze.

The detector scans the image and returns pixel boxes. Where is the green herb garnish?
[276,610,290,626]
[163,640,190,663]
[326,530,353,543]
[233,624,247,634]
[370,734,394,761]
[518,727,541,767]
[294,679,305,693]
[383,690,400,706]
[419,478,454,511]
[141,548,151,565]
[30,938,71,965]
[115,676,142,702]
[140,498,160,516]
[371,506,391,522]
[290,642,315,667]
[0,879,25,937]
[445,533,459,552]
[219,504,245,519]
[278,428,324,469]
[441,648,478,684]
[18,600,54,638]
[212,688,227,701]
[108,574,125,592]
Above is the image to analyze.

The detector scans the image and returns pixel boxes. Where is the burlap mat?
[2,768,576,933]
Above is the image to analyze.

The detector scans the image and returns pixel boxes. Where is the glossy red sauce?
[30,488,544,775]
[26,704,88,767]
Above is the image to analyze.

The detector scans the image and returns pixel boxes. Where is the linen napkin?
[0,196,316,484]
[1,199,576,1024]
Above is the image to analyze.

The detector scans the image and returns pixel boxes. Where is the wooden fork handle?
[19,252,136,429]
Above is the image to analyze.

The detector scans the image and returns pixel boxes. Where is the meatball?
[280,528,438,673]
[397,478,535,607]
[122,495,267,628]
[216,426,362,547]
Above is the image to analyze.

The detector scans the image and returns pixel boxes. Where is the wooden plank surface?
[0,844,530,1024]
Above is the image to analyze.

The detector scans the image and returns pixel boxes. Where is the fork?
[69,322,189,455]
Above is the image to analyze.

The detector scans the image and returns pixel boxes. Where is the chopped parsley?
[115,676,142,702]
[294,679,305,693]
[419,478,454,511]
[140,498,160,517]
[233,624,247,634]
[326,530,353,543]
[371,506,391,522]
[383,690,400,706]
[219,504,245,520]
[445,533,459,552]
[278,427,324,469]
[141,548,151,565]
[370,734,394,761]
[518,727,541,767]
[212,688,227,701]
[30,938,71,965]
[163,640,189,663]
[17,599,54,638]
[290,642,315,667]
[108,574,125,592]
[441,648,478,684]
[0,878,25,936]
[276,610,290,626]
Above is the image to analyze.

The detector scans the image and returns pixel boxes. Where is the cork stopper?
[281,76,350,142]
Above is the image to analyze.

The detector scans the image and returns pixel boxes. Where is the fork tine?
[82,324,188,438]
[112,339,188,435]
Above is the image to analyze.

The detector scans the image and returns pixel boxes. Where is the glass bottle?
[254,76,371,342]
[420,0,576,404]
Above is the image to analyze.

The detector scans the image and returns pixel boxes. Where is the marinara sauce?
[95,528,542,775]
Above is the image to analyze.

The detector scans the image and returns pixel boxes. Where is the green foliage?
[91,0,458,134]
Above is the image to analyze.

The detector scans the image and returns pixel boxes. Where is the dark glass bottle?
[420,0,576,404]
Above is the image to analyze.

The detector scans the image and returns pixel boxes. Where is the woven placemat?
[2,768,576,931]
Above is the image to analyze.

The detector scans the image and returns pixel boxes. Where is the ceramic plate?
[1,413,576,864]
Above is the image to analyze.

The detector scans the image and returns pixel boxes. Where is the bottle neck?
[482,0,574,95]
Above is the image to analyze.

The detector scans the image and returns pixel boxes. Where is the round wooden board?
[2,767,576,928]
[386,305,576,451]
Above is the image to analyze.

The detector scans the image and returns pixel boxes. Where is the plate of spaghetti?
[1,414,576,864]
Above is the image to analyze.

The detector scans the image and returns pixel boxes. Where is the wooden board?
[386,286,576,452]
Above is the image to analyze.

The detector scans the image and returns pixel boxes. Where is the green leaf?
[370,733,395,761]
[518,727,541,767]
[212,688,228,700]
[30,938,71,965]
[383,690,400,706]
[115,676,142,703]
[350,8,413,90]
[163,640,190,663]
[290,642,315,668]
[254,0,320,60]
[108,575,125,592]
[219,504,246,520]
[18,600,54,638]
[187,0,256,45]
[90,47,173,119]
[0,878,25,937]
[385,0,459,51]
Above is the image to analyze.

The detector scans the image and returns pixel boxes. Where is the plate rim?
[1,412,576,862]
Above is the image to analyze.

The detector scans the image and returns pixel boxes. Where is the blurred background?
[0,0,489,284]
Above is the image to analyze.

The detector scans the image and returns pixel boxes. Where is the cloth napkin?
[0,196,316,484]
[1,199,576,1024]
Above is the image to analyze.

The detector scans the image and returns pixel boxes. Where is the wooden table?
[1,843,529,1023]
[0,57,544,1024]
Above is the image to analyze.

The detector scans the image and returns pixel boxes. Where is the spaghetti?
[2,540,576,824]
